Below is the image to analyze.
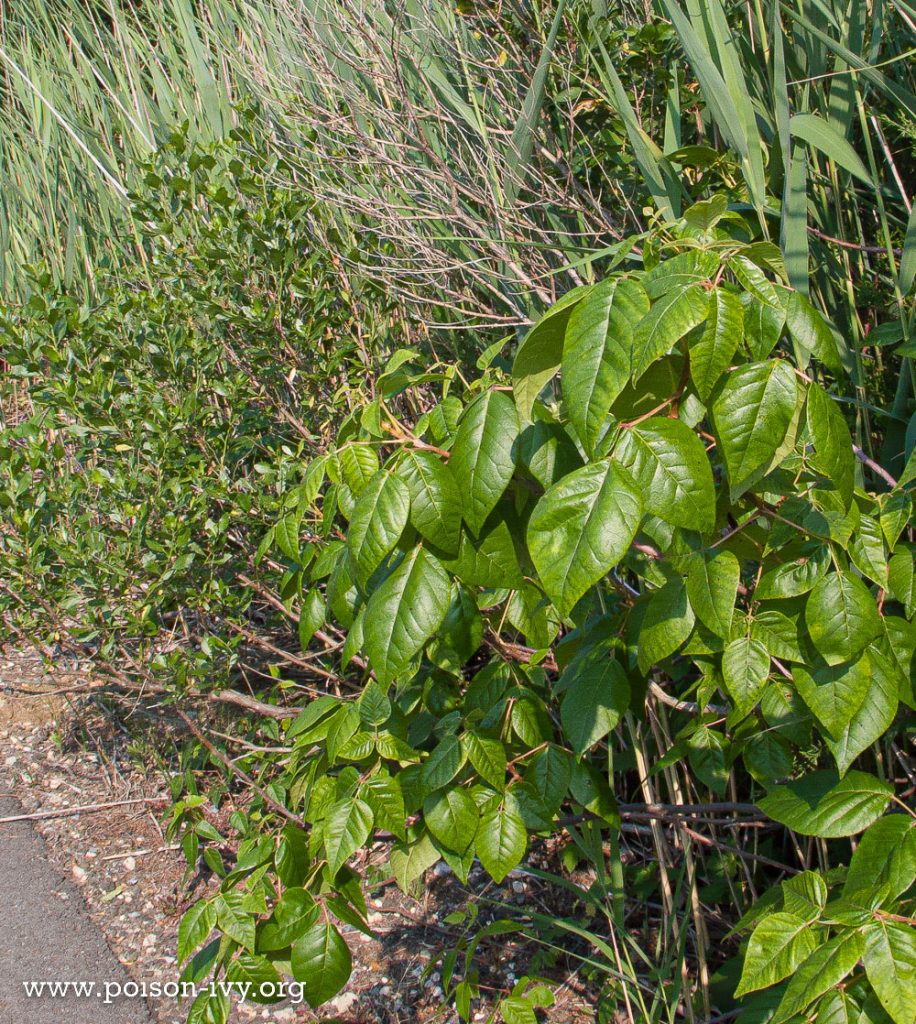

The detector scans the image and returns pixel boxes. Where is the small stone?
[71,865,88,885]
[331,992,359,1014]
[123,856,137,871]
[512,880,525,893]
[48,778,63,790]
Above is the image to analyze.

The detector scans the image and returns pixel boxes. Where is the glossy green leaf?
[615,416,715,531]
[512,285,593,420]
[561,277,649,452]
[824,649,898,774]
[722,637,770,716]
[423,788,480,854]
[637,575,695,673]
[477,794,527,883]
[759,769,893,837]
[844,815,916,905]
[805,571,882,666]
[178,901,215,963]
[450,391,520,535]
[560,648,630,754]
[686,549,740,637]
[690,288,744,401]
[735,912,818,996]
[712,360,799,497]
[527,461,643,617]
[888,548,916,617]
[290,919,352,1007]
[630,284,709,382]
[806,384,855,506]
[397,450,462,555]
[793,652,872,738]
[258,889,318,952]
[862,921,916,1024]
[360,772,406,840]
[347,471,410,585]
[772,930,865,1023]
[363,546,451,683]
[461,732,507,789]
[324,798,373,876]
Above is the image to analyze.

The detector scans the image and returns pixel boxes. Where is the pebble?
[331,992,359,1014]
[512,880,525,893]
[123,856,137,871]
[71,865,88,885]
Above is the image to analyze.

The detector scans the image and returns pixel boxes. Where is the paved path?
[0,796,153,1024]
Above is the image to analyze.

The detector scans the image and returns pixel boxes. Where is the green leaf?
[450,391,520,535]
[742,291,786,360]
[397,449,463,555]
[442,517,524,589]
[324,798,373,876]
[614,417,715,531]
[772,930,865,1023]
[527,461,643,617]
[423,788,480,854]
[756,542,830,599]
[560,648,630,754]
[363,546,451,684]
[686,549,741,637]
[347,471,410,585]
[849,515,889,587]
[805,571,883,666]
[806,385,855,506]
[630,285,709,382]
[690,288,744,401]
[477,794,528,883]
[225,955,283,1003]
[422,735,466,791]
[258,889,319,952]
[888,548,916,617]
[358,680,391,726]
[759,769,894,837]
[844,815,916,905]
[735,912,819,996]
[750,610,804,663]
[512,285,593,420]
[790,112,873,184]
[275,512,303,563]
[561,277,649,452]
[462,732,507,789]
[862,921,916,1024]
[644,251,719,298]
[824,649,898,775]
[637,575,695,673]
[712,360,799,497]
[360,772,406,840]
[338,444,379,495]
[298,589,326,650]
[178,901,215,963]
[390,830,440,893]
[526,745,572,815]
[784,290,844,375]
[793,652,872,739]
[214,892,256,952]
[290,919,352,1007]
[501,996,539,1024]
[722,637,770,716]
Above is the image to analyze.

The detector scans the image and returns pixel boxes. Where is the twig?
[853,446,898,488]
[0,797,166,825]
[100,845,181,862]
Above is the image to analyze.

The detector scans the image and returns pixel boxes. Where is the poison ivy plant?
[167,223,914,1022]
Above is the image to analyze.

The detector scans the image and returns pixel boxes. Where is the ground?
[0,650,597,1024]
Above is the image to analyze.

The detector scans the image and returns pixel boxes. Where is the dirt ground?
[0,650,597,1024]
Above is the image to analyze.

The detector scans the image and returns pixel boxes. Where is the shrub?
[167,211,915,1023]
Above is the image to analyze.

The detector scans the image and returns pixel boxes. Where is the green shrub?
[165,211,915,1023]
[0,126,403,688]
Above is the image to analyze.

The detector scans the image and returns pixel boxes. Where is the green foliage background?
[1,0,915,1022]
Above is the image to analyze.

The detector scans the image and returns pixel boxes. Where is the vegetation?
[1,0,915,1022]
